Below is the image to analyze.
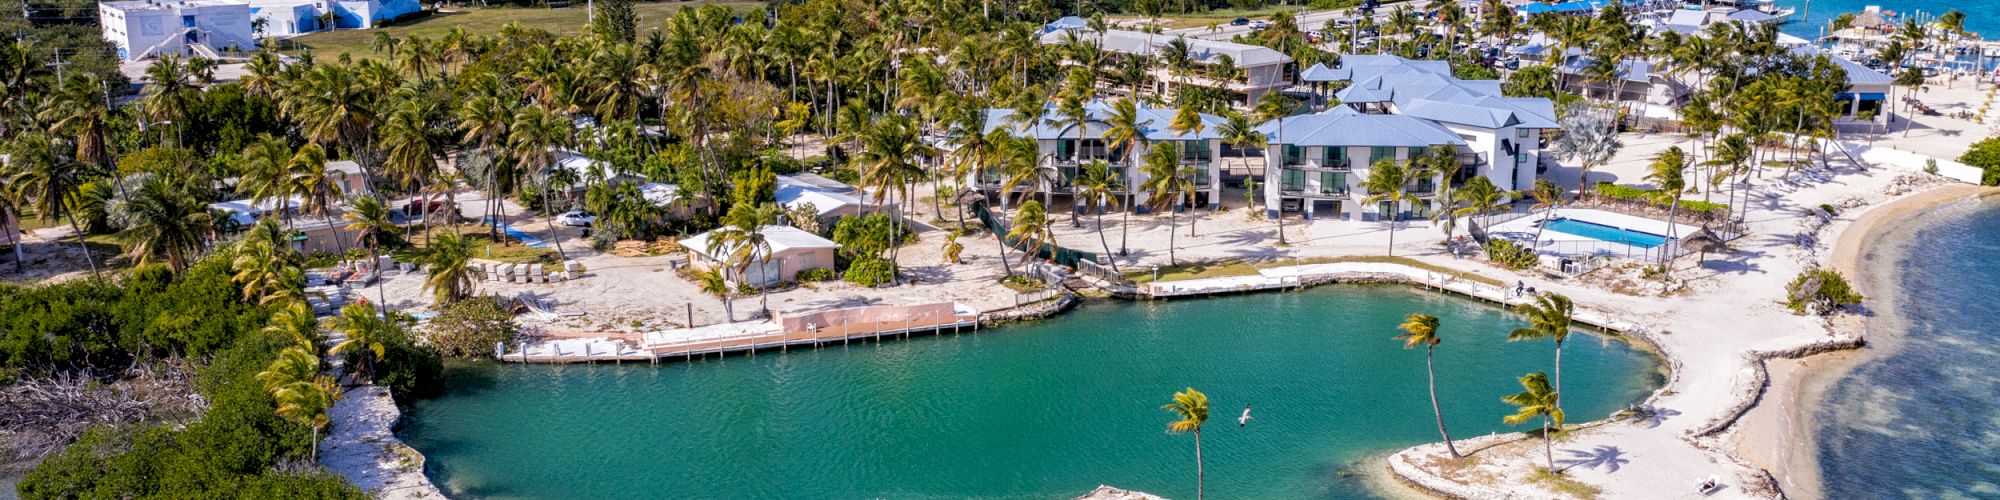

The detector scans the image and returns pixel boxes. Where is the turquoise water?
[1776,0,2000,39]
[1545,218,1670,248]
[402,286,1662,499]
[1815,198,2000,497]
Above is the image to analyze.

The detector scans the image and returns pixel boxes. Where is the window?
[1413,200,1433,218]
[1409,146,1428,162]
[1379,201,1398,220]
[1182,140,1212,162]
[1323,147,1349,169]
[1283,145,1305,165]
[1370,146,1397,164]
[1517,128,1532,139]
[1318,171,1346,195]
[182,15,196,28]
[1281,168,1306,191]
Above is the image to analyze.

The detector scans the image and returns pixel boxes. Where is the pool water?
[402,286,1663,499]
[1543,218,1669,248]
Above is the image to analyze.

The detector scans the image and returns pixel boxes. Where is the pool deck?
[1488,208,1708,260]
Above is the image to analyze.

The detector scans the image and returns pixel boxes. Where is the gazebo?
[1679,228,1728,266]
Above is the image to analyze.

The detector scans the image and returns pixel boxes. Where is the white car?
[556,210,597,227]
[1249,20,1271,29]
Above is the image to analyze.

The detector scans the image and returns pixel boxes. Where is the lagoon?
[402,285,1662,499]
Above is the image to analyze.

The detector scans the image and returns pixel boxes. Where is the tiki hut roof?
[1681,228,1728,254]
[1851,11,1887,30]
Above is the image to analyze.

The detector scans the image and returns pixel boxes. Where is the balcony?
[1311,158,1353,171]
[1405,183,1437,196]
[1313,187,1350,199]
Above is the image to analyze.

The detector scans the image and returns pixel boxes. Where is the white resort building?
[1041,28,1295,106]
[99,0,258,60]
[1275,55,1557,221]
[974,100,1229,212]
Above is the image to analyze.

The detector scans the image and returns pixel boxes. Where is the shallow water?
[402,285,1662,499]
[1775,0,2000,40]
[1813,199,2000,498]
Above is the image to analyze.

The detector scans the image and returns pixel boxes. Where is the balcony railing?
[1313,158,1352,171]
[1406,183,1437,196]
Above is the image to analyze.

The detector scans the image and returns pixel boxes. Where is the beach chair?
[1694,475,1721,495]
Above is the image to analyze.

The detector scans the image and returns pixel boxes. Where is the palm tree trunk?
[1427,347,1460,458]
[64,212,99,277]
[1167,208,1178,266]
[1119,194,1131,256]
[1541,417,1554,472]
[1095,208,1117,273]
[1553,340,1564,415]
[371,244,389,314]
[7,207,24,273]
[540,180,568,260]
[310,424,322,463]
[1194,428,1205,500]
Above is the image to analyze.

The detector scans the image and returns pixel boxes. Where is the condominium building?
[1276,55,1558,220]
[972,100,1229,212]
[1040,28,1295,106]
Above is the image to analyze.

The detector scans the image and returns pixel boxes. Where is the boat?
[1680,0,1797,24]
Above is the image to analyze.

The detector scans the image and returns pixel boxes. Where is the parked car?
[556,210,597,227]
[1231,17,1250,26]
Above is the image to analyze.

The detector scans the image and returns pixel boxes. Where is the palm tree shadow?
[1556,445,1630,474]
[1626,405,1681,429]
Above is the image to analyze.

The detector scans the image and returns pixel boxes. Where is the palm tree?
[1451,176,1506,231]
[1396,313,1461,459]
[288,144,352,260]
[1251,98,1295,244]
[1645,146,1688,273]
[693,267,733,320]
[507,106,574,260]
[1508,293,1575,413]
[1140,142,1191,266]
[1525,178,1564,244]
[457,91,513,242]
[264,301,323,348]
[407,230,474,306]
[1361,159,1419,256]
[1102,98,1146,234]
[708,203,779,317]
[239,136,301,226]
[329,301,394,384]
[1072,161,1122,273]
[5,134,98,276]
[1501,371,1564,473]
[273,373,340,462]
[1006,200,1054,267]
[344,196,397,310]
[1162,387,1210,500]
[854,115,931,274]
[117,176,213,274]
[232,219,305,305]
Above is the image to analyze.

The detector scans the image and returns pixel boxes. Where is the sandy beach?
[1731,184,1998,498]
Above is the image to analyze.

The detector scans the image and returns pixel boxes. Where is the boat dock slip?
[499,302,982,364]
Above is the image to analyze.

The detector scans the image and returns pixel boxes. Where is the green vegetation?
[282,2,764,59]
[1161,388,1211,499]
[424,297,521,358]
[1484,239,1539,270]
[843,258,898,287]
[1785,267,1864,315]
[1592,182,1729,215]
[1125,255,1507,287]
[1956,135,2000,186]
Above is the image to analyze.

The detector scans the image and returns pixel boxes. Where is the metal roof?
[1327,54,1557,129]
[680,225,840,262]
[1255,107,1466,147]
[1042,29,1293,67]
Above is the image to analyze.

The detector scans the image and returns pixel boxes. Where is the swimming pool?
[1544,218,1669,248]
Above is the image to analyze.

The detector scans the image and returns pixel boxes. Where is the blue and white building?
[1272,55,1559,221]
[249,0,421,38]
[100,0,259,60]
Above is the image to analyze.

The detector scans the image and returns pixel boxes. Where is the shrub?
[1592,182,1729,215]
[423,297,520,358]
[831,212,913,260]
[735,282,759,295]
[1785,267,1864,315]
[844,258,898,287]
[1956,136,2000,185]
[796,267,838,282]
[1485,239,1540,270]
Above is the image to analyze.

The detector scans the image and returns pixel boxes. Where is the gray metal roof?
[983,100,1228,142]
[1041,29,1293,67]
[1300,62,1341,82]
[1327,54,1557,129]
[1255,107,1466,147]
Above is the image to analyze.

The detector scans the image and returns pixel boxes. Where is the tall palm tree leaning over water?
[1162,387,1211,500]
[1508,293,1576,414]
[1396,313,1461,459]
[1502,371,1564,474]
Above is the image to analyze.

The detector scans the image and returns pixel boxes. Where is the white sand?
[319,386,442,499]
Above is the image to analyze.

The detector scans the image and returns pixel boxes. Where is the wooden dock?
[500,302,984,364]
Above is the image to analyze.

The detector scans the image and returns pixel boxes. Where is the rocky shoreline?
[320,386,443,499]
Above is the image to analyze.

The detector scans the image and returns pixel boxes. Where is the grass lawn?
[414,225,557,265]
[282,1,763,59]
[1126,255,1506,287]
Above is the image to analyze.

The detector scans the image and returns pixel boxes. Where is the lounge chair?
[1694,475,1721,495]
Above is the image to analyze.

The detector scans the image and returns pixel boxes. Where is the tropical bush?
[1485,239,1540,270]
[844,258,898,287]
[1957,136,2000,186]
[796,267,838,282]
[1592,182,1729,214]
[831,212,913,261]
[423,297,521,358]
[1785,267,1864,315]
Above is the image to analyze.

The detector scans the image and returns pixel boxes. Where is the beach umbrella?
[1679,228,1728,267]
